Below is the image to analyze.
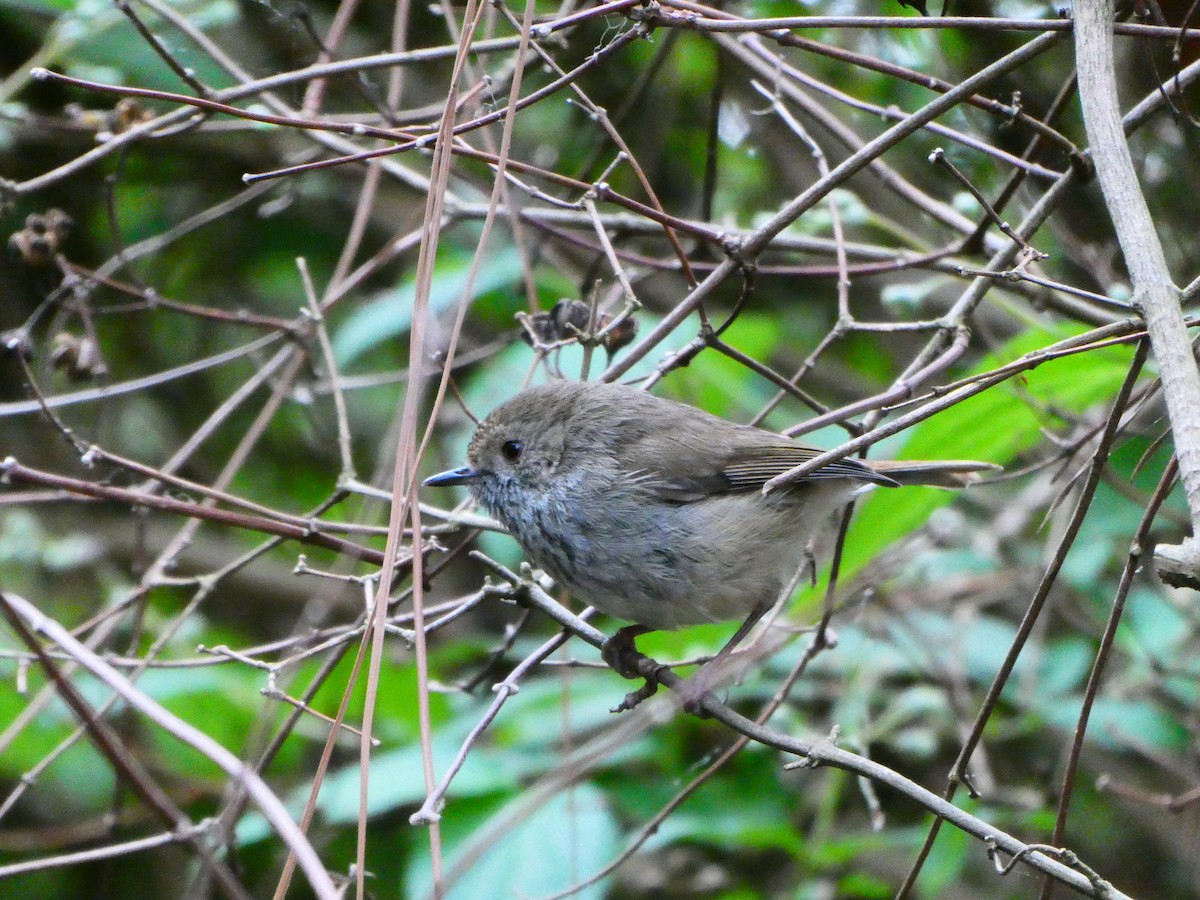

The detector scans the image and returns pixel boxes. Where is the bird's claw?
[600,625,649,680]
[603,625,663,712]
[611,676,660,713]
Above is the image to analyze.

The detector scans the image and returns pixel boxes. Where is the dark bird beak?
[423,466,483,487]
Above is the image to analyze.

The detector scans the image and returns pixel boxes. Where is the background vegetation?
[1,1,1199,898]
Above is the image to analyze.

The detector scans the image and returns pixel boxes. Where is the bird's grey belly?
[507,490,824,630]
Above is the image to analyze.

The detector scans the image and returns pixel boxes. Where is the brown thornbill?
[426,380,997,702]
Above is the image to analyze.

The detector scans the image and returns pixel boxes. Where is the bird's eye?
[500,439,523,462]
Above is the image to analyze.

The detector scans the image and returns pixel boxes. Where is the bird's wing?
[624,440,895,503]
[722,445,895,490]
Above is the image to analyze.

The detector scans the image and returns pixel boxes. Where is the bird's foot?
[611,677,660,713]
[600,625,650,680]
[603,625,662,712]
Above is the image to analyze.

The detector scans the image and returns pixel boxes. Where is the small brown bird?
[425,380,996,689]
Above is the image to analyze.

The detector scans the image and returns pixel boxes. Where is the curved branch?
[1074,0,1200,585]
[486,572,1132,900]
[0,592,339,900]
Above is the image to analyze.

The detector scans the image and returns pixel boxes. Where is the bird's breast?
[475,475,851,631]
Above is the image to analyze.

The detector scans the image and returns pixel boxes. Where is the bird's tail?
[868,459,1001,489]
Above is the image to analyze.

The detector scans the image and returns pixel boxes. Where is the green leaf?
[405,783,621,900]
[881,275,949,315]
[652,753,802,854]
[1036,636,1093,698]
[844,322,1136,576]
[916,813,971,895]
[236,695,572,847]
[333,250,526,365]
[1039,697,1188,752]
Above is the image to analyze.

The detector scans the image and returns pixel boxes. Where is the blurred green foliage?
[2,1,1198,898]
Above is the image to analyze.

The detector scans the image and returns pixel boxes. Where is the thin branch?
[0,592,339,900]
[1075,0,1200,583]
